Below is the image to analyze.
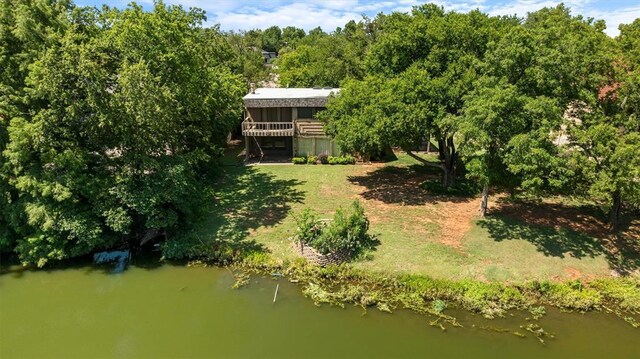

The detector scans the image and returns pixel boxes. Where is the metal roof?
[244,88,341,108]
[244,88,339,100]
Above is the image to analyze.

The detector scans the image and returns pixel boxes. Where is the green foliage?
[1,2,244,265]
[293,208,324,245]
[281,26,305,50]
[222,30,270,84]
[262,25,282,52]
[321,7,508,185]
[327,155,356,165]
[292,157,307,164]
[277,20,371,87]
[306,155,318,164]
[421,179,480,197]
[293,155,353,165]
[590,278,640,312]
[294,201,377,258]
[525,281,603,311]
[617,19,640,70]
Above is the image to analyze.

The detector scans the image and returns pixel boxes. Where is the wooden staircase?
[295,120,326,137]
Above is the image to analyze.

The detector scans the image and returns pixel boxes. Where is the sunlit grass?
[206,150,630,281]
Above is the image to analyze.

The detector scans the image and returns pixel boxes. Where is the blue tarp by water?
[93,250,130,273]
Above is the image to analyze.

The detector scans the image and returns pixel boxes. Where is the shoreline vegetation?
[229,253,640,333]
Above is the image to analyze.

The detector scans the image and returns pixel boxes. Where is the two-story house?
[242,87,341,160]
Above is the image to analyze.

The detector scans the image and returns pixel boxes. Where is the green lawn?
[203,149,638,282]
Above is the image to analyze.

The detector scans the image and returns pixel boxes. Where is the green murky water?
[1,263,638,358]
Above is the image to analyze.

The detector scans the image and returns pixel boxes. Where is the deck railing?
[242,121,294,136]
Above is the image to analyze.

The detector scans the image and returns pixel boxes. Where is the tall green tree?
[0,0,74,251]
[262,25,281,53]
[281,26,305,50]
[481,5,629,227]
[616,18,640,69]
[277,20,372,87]
[223,29,270,84]
[2,2,244,265]
[322,5,507,186]
[460,78,562,215]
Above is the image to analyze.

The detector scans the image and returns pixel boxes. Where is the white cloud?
[212,2,364,32]
[486,0,638,36]
[581,5,640,36]
[129,0,639,36]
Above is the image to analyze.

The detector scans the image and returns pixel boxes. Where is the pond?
[1,262,638,358]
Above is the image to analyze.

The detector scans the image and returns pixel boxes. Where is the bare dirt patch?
[350,165,481,248]
[434,197,482,248]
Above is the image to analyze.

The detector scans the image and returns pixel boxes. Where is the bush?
[318,153,329,164]
[293,208,325,244]
[307,155,318,164]
[292,157,306,164]
[327,155,356,165]
[294,200,377,259]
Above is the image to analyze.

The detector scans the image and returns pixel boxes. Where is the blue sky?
[75,0,640,36]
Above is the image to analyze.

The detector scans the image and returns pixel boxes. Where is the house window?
[261,137,286,149]
[298,107,313,119]
[266,108,278,121]
[297,107,324,119]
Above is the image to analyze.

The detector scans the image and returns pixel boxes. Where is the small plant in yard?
[307,155,318,164]
[293,200,378,259]
[318,152,329,164]
[292,157,307,164]
[293,208,325,244]
[327,155,356,165]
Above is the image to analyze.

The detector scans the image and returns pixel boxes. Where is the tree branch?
[406,150,444,169]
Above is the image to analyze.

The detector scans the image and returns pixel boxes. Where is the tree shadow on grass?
[479,214,640,275]
[347,165,475,205]
[479,215,605,259]
[192,163,306,258]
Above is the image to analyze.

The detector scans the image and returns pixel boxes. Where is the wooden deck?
[242,121,294,136]
[242,120,327,137]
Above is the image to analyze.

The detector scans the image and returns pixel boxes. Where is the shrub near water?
[294,200,377,258]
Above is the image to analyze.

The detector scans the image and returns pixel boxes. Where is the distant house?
[242,87,341,160]
[261,50,277,64]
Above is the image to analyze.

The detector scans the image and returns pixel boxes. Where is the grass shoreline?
[229,252,640,329]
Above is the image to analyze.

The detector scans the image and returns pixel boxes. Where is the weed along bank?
[242,87,341,161]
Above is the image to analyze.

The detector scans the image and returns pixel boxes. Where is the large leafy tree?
[458,5,617,216]
[2,2,244,265]
[616,18,640,69]
[281,26,305,50]
[223,29,270,84]
[0,0,74,252]
[277,20,372,87]
[322,5,508,185]
[262,25,282,53]
[480,5,635,228]
[460,78,561,215]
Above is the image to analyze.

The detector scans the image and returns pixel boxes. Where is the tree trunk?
[480,184,489,217]
[438,139,445,161]
[441,137,456,187]
[609,190,622,232]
